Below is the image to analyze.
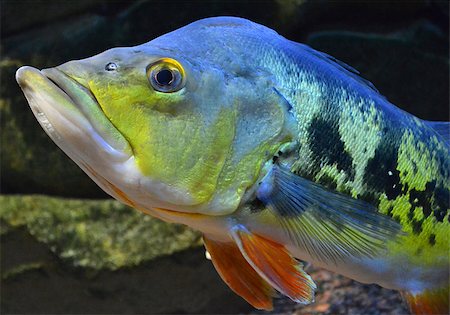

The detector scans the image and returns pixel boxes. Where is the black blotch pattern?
[340,186,352,196]
[434,186,449,222]
[434,209,446,222]
[407,208,414,221]
[308,116,355,180]
[385,205,394,217]
[428,234,436,246]
[411,218,423,234]
[249,197,265,214]
[364,128,403,201]
[409,186,433,219]
[386,174,402,200]
[408,180,449,224]
[317,174,337,191]
[357,191,378,206]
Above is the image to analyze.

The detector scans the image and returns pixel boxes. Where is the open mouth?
[16,66,132,162]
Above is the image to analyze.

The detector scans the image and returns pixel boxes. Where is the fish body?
[16,17,449,313]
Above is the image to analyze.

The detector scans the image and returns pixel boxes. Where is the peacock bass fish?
[16,17,449,314]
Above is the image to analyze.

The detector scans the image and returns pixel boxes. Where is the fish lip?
[42,67,132,154]
[16,66,132,161]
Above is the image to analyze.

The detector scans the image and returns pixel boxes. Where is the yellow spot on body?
[379,194,449,267]
[314,163,350,191]
[290,70,325,174]
[413,206,424,221]
[338,96,382,197]
[397,131,449,191]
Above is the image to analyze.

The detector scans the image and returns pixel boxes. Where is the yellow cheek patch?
[131,108,237,205]
[88,70,238,205]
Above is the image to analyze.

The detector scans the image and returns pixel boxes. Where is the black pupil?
[156,69,173,85]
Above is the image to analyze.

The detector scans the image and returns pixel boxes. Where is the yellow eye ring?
[146,58,185,93]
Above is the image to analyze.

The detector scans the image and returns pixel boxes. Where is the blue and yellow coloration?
[16,17,449,314]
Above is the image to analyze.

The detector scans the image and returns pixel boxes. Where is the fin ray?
[402,287,449,315]
[203,236,275,310]
[292,41,380,94]
[230,226,316,304]
[425,120,450,146]
[256,165,404,263]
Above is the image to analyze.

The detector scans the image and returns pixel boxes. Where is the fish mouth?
[15,66,132,163]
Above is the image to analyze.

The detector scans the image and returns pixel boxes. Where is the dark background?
[1,1,448,314]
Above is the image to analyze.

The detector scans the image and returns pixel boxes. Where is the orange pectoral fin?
[203,236,275,310]
[230,226,316,305]
[402,287,449,315]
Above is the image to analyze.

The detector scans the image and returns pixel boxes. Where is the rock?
[0,195,201,270]
[1,226,252,314]
[1,195,253,313]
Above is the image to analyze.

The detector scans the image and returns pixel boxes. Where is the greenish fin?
[425,120,450,146]
[256,165,404,263]
[401,287,449,314]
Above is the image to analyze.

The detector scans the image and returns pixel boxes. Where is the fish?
[16,16,449,314]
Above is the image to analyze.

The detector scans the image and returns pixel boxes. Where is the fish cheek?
[133,107,237,205]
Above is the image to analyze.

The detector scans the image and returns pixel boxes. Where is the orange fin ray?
[402,287,449,315]
[230,226,316,304]
[203,236,275,310]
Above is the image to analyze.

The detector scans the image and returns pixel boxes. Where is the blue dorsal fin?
[293,42,380,94]
[425,120,450,146]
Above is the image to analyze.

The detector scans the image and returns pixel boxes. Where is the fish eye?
[105,62,118,71]
[147,58,185,93]
[155,69,174,86]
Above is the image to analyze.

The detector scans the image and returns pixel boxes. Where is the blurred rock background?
[0,0,448,314]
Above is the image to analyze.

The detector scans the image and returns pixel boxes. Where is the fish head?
[16,18,294,217]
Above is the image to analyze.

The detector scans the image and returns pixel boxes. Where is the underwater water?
[1,0,449,314]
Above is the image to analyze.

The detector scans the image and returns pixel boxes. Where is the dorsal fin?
[293,41,380,94]
[424,120,450,146]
